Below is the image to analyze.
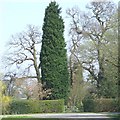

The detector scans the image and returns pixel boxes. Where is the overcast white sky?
[0,0,118,72]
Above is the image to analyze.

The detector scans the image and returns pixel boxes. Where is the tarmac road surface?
[1,113,120,119]
[32,113,120,119]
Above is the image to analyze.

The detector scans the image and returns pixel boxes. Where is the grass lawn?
[107,114,120,119]
[1,116,59,120]
[1,116,68,120]
[4,117,99,120]
[1,117,68,120]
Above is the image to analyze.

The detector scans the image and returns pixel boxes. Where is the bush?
[38,99,64,113]
[94,98,118,112]
[0,81,11,114]
[64,106,79,113]
[83,98,118,112]
[83,99,95,112]
[8,99,64,114]
[64,103,84,113]
[9,100,33,114]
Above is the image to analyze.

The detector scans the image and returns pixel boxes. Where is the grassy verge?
[1,116,63,120]
[107,114,120,118]
[1,115,32,120]
[2,118,60,120]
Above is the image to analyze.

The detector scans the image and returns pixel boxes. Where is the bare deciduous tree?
[4,25,50,99]
[67,1,117,97]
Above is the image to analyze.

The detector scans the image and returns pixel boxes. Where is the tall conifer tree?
[40,2,70,100]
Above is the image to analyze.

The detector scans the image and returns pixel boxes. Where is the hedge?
[38,99,64,113]
[8,99,64,114]
[83,98,118,112]
[83,99,95,112]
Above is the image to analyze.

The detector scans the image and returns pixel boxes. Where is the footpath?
[1,112,120,119]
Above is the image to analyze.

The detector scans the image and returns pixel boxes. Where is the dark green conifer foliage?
[40,2,70,100]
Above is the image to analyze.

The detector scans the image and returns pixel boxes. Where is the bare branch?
[4,25,42,85]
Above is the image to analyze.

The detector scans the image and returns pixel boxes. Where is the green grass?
[1,115,33,120]
[2,118,120,120]
[2,118,60,120]
[1,116,64,120]
[108,114,120,118]
[6,116,32,118]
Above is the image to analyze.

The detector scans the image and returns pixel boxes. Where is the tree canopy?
[40,1,70,100]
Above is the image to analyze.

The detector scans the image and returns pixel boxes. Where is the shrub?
[0,81,11,114]
[64,103,84,113]
[94,98,118,112]
[83,99,95,112]
[64,106,79,113]
[83,98,118,112]
[8,99,64,114]
[9,100,32,114]
[38,99,64,113]
[2,96,11,114]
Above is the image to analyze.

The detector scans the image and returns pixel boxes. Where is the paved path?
[1,113,120,119]
[31,113,118,119]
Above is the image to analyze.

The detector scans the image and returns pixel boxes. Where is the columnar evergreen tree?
[40,2,70,100]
